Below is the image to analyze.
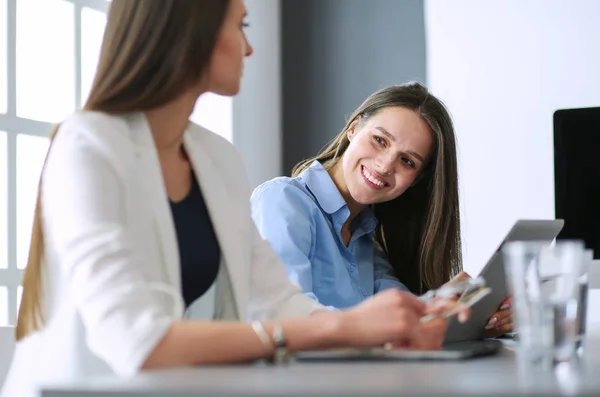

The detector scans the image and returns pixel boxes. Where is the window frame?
[0,0,109,326]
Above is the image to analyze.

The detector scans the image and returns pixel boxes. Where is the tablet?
[293,340,503,362]
[443,219,564,344]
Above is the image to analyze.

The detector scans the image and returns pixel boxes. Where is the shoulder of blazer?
[57,111,139,174]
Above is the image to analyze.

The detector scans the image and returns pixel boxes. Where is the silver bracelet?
[272,324,290,364]
[251,321,273,353]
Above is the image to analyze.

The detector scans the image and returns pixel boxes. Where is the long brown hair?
[292,82,462,293]
[16,0,231,341]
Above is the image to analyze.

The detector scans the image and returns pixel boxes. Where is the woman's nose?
[375,154,395,175]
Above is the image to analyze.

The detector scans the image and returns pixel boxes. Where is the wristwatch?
[272,324,290,364]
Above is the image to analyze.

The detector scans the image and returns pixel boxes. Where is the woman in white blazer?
[1,1,463,396]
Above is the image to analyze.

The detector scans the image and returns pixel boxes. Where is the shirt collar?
[298,161,378,233]
[299,161,345,214]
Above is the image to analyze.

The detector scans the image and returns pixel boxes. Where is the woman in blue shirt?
[251,82,511,336]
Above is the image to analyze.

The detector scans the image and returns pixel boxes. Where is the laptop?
[293,219,564,362]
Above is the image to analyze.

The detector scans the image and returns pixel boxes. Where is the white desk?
[41,333,600,397]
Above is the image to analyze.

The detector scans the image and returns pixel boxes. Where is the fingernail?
[486,317,497,329]
[500,303,510,310]
[458,312,468,323]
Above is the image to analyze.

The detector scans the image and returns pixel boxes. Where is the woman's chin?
[351,192,380,206]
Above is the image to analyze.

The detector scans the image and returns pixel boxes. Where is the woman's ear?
[347,117,361,141]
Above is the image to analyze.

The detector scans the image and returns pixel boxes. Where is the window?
[16,0,75,123]
[0,0,111,326]
[190,93,233,142]
[0,0,7,114]
[0,287,7,326]
[81,6,106,104]
[0,132,6,271]
[0,0,235,326]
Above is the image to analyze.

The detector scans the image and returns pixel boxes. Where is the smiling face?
[333,106,434,207]
[294,82,460,294]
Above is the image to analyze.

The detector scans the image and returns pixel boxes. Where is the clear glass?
[576,249,592,353]
[16,134,49,269]
[503,240,585,367]
[0,0,7,113]
[81,7,106,106]
[0,132,6,269]
[16,0,75,122]
[190,93,233,142]
[0,286,7,326]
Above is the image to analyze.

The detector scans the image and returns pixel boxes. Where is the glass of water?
[576,249,593,354]
[502,240,584,367]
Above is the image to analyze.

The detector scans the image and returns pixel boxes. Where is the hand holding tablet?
[419,277,491,324]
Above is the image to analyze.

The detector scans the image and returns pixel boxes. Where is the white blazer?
[1,111,322,397]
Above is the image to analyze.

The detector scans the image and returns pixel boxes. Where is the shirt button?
[348,266,354,273]
[362,291,369,297]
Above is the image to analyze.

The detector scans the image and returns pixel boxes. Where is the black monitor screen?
[554,106,600,259]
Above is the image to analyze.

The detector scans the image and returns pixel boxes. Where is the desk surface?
[42,337,600,397]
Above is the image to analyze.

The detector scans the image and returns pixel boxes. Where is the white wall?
[233,0,282,189]
[425,0,600,277]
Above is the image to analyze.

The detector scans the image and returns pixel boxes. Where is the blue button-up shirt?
[251,161,408,310]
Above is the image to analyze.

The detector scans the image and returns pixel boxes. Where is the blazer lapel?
[183,132,247,320]
[128,113,181,292]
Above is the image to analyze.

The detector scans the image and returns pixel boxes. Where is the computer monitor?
[554,106,600,259]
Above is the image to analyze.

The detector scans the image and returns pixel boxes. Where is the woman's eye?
[241,22,250,28]
[403,158,415,168]
[374,136,386,146]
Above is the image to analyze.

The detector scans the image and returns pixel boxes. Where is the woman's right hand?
[337,289,446,350]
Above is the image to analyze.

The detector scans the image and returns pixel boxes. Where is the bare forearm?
[275,310,343,353]
[143,321,269,368]
[143,312,343,369]
[143,289,437,369]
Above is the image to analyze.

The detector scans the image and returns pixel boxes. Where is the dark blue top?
[170,172,220,308]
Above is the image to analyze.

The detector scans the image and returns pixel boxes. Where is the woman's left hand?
[484,297,513,338]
